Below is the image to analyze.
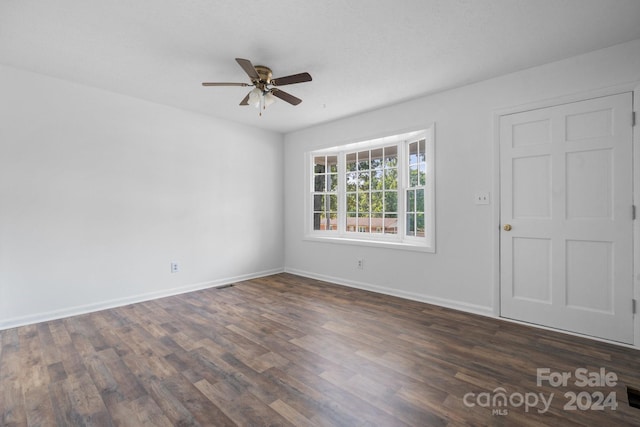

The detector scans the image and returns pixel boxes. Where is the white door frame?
[492,82,639,348]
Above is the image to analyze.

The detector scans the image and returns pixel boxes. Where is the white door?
[500,93,634,344]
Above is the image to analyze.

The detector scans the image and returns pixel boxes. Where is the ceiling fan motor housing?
[254,65,273,86]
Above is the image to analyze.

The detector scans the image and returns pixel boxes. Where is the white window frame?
[305,126,435,252]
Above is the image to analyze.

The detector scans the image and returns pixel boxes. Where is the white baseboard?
[284,267,494,318]
[0,267,284,330]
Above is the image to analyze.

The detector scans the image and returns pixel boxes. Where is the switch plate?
[474,192,490,205]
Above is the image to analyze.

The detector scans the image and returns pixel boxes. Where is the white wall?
[0,65,284,328]
[284,39,640,321]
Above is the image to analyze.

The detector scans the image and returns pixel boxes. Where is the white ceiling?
[2,1,640,134]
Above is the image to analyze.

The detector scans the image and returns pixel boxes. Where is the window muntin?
[307,127,434,251]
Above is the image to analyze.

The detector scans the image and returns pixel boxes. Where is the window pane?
[313,212,324,231]
[314,156,326,174]
[416,189,425,213]
[322,214,338,230]
[371,169,382,189]
[371,191,383,213]
[416,213,425,237]
[346,193,357,213]
[409,164,418,187]
[384,169,397,189]
[384,191,397,212]
[384,146,397,167]
[313,194,325,211]
[329,173,338,191]
[357,213,369,233]
[407,189,415,212]
[328,155,338,173]
[346,212,357,232]
[329,194,338,212]
[346,172,357,192]
[371,213,383,233]
[407,213,415,235]
[346,153,357,172]
[418,139,426,162]
[358,193,369,212]
[409,141,418,165]
[358,151,369,170]
[315,175,325,192]
[385,214,398,234]
[371,148,383,169]
[419,163,426,186]
[358,172,369,191]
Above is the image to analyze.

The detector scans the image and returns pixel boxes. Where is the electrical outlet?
[170,262,179,273]
[357,258,364,270]
[474,192,490,205]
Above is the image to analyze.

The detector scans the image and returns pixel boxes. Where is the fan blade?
[235,58,259,80]
[202,82,249,87]
[271,89,302,106]
[271,72,312,86]
[239,92,251,106]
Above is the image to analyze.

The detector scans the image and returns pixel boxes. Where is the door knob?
[503,224,512,231]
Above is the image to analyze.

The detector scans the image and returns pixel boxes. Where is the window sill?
[303,234,435,253]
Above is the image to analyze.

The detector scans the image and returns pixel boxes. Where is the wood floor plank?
[1,377,27,426]
[142,378,198,426]
[261,367,355,426]
[85,352,123,408]
[17,325,50,395]
[36,323,61,367]
[48,380,75,426]
[162,373,237,427]
[96,348,147,404]
[320,369,446,426]
[194,378,290,426]
[24,386,56,427]
[269,398,316,427]
[109,395,174,427]
[2,272,640,426]
[62,372,112,426]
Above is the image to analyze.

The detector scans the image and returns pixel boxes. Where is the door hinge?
[633,111,637,126]
[633,205,637,220]
[634,299,637,314]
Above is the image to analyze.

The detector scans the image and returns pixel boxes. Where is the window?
[312,155,338,231]
[345,146,398,236]
[307,127,435,251]
[406,139,427,237]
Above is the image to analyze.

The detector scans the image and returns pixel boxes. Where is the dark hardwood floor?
[1,273,639,426]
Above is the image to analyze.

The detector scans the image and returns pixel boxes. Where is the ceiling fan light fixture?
[264,91,277,108]
[248,87,262,108]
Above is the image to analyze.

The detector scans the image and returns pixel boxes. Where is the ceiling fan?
[202,58,312,114]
